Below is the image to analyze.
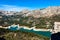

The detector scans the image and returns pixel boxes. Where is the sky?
[0,0,60,11]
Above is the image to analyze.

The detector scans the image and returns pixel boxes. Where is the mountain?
[14,6,60,17]
[25,6,60,18]
[0,6,60,18]
[0,10,16,16]
[0,6,60,29]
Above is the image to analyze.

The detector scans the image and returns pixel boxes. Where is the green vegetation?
[0,14,60,29]
[0,28,50,40]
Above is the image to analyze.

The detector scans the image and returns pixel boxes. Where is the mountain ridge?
[0,6,60,18]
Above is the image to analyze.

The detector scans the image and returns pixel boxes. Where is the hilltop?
[0,6,60,29]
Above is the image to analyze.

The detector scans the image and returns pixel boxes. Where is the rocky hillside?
[0,6,60,29]
[25,6,60,18]
[0,6,60,18]
[0,28,50,40]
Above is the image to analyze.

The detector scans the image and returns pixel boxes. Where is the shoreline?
[0,25,52,32]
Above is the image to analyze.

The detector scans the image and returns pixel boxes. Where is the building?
[52,22,60,34]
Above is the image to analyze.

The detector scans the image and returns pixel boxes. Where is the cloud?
[0,5,33,11]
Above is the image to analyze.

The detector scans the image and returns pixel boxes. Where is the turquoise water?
[8,26,18,30]
[8,27,51,37]
[19,28,51,37]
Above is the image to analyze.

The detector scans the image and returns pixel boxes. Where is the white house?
[52,22,60,34]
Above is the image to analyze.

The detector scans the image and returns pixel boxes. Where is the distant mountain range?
[0,6,60,18]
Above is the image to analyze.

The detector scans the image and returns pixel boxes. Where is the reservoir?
[8,26,51,38]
